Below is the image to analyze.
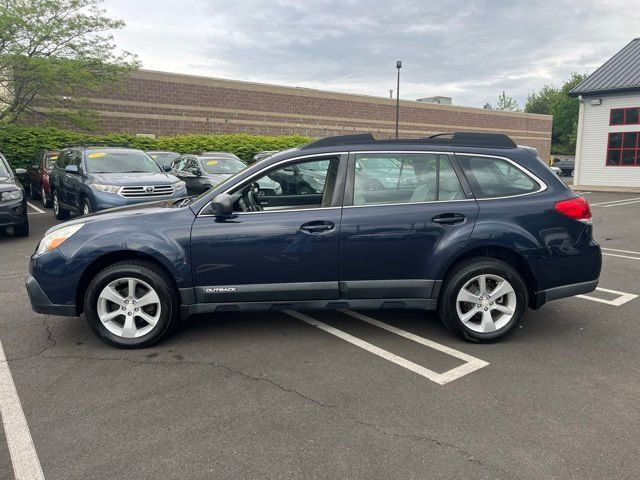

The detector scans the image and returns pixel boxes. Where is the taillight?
[554,196,592,223]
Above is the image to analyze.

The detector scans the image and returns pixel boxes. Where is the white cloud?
[102,0,640,108]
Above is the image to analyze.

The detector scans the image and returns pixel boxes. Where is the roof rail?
[300,132,517,150]
[301,134,376,149]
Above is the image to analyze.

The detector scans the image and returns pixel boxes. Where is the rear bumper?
[528,237,602,309]
[25,274,77,316]
[531,279,599,308]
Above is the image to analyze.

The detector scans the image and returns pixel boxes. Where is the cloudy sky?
[102,0,639,108]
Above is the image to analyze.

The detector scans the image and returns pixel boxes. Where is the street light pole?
[395,60,402,139]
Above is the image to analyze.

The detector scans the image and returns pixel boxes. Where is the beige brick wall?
[29,69,553,158]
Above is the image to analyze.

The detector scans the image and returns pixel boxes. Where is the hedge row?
[0,125,314,169]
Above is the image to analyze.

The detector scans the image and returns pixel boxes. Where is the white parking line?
[601,200,640,208]
[26,202,45,215]
[0,339,45,480]
[285,310,488,385]
[576,287,638,306]
[590,197,640,207]
[601,248,640,261]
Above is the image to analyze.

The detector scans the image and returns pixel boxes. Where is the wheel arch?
[437,244,539,305]
[75,250,180,315]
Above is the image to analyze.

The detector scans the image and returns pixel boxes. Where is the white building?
[571,38,640,188]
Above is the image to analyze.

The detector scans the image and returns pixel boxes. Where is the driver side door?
[190,154,346,303]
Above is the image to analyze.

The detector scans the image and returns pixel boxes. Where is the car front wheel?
[438,257,528,342]
[53,191,70,220]
[84,260,178,348]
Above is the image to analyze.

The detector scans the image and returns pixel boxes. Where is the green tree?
[0,0,139,128]
[525,73,587,154]
[496,91,519,111]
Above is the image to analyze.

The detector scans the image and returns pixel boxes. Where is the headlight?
[36,223,84,255]
[1,189,22,201]
[384,177,398,183]
[91,184,120,193]
[174,181,186,191]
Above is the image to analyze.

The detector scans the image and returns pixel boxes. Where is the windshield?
[85,150,162,174]
[148,152,180,164]
[45,153,58,170]
[200,157,246,174]
[0,159,9,177]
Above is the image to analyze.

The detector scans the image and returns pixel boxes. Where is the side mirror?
[65,165,79,174]
[209,193,233,217]
[14,168,27,176]
[193,168,202,177]
[162,164,172,172]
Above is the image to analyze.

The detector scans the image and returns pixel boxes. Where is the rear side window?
[352,153,465,206]
[457,155,539,198]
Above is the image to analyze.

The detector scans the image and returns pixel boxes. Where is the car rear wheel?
[53,190,70,220]
[438,257,528,342]
[29,183,39,200]
[41,186,52,208]
[84,260,178,348]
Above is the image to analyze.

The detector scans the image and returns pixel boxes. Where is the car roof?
[259,132,531,167]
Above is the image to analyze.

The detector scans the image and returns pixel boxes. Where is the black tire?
[13,218,29,237]
[81,198,92,216]
[83,260,179,348]
[438,257,528,343]
[29,183,39,200]
[42,186,52,208]
[53,190,70,220]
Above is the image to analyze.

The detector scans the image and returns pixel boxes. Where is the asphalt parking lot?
[1,193,640,480]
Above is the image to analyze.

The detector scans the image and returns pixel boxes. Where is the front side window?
[352,153,465,206]
[230,157,338,212]
[85,149,162,174]
[457,155,539,198]
[607,132,640,166]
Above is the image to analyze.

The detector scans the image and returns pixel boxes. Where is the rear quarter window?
[457,155,540,198]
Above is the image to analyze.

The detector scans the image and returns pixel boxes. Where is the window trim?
[454,153,547,200]
[198,152,348,216]
[606,131,640,167]
[609,107,640,126]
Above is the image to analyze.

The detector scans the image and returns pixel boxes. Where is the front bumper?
[25,274,77,316]
[0,197,27,228]
[90,187,188,211]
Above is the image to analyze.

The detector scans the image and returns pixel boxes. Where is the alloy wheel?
[96,277,162,338]
[53,193,59,215]
[455,274,516,333]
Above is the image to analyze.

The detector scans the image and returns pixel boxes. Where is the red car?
[26,150,58,208]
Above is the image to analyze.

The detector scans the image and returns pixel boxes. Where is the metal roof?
[570,39,640,97]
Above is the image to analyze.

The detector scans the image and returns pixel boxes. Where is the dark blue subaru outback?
[26,133,601,348]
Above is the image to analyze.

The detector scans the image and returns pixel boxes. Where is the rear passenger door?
[339,152,478,300]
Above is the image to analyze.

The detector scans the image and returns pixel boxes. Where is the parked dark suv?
[0,153,29,236]
[26,133,601,348]
[49,145,187,218]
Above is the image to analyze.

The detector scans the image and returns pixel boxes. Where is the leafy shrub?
[0,125,313,169]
